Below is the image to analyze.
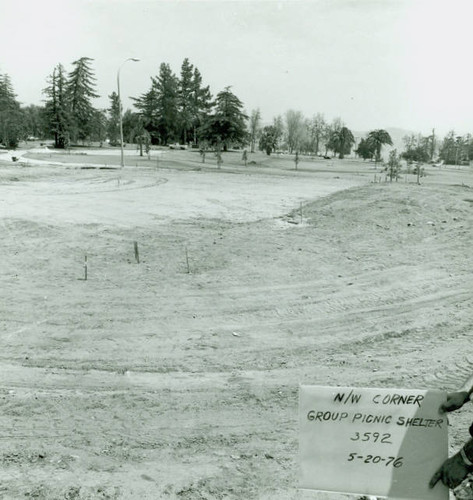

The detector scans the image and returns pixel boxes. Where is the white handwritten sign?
[299,385,448,500]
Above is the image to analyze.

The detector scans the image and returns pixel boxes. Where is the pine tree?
[134,63,179,145]
[66,57,99,143]
[178,58,194,144]
[154,63,179,145]
[0,74,22,149]
[133,80,160,144]
[107,92,121,146]
[200,86,248,151]
[191,68,213,144]
[43,64,71,148]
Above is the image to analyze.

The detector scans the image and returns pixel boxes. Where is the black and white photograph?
[0,1,472,499]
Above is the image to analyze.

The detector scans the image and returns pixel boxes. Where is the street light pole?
[117,58,140,168]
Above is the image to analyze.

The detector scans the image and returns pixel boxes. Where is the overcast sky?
[1,0,472,136]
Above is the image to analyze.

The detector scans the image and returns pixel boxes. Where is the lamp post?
[117,58,140,168]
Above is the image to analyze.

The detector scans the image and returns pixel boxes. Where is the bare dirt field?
[0,148,472,499]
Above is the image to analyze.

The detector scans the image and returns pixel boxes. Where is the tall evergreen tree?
[107,91,121,146]
[133,79,160,144]
[191,67,213,144]
[178,58,194,144]
[66,57,99,143]
[135,63,179,145]
[154,63,179,145]
[43,64,71,148]
[0,74,22,149]
[200,86,248,151]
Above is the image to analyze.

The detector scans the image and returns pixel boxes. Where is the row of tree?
[0,58,105,149]
[437,131,473,165]
[43,57,103,148]
[398,130,473,166]
[1,57,472,166]
[256,112,394,161]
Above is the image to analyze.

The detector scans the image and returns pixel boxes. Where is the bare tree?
[285,109,304,154]
[248,108,261,153]
[308,113,326,155]
[272,115,284,152]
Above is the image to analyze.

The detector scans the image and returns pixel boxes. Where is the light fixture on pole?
[117,58,140,168]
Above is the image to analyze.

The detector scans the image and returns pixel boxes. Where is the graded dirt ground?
[0,149,472,499]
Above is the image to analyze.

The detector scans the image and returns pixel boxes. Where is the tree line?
[0,56,472,166]
[0,57,249,152]
[257,114,394,161]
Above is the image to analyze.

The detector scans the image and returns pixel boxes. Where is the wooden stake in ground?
[84,254,88,281]
[134,241,140,264]
[185,247,190,274]
[300,202,303,223]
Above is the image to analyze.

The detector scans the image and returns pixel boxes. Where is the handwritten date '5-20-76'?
[347,453,404,467]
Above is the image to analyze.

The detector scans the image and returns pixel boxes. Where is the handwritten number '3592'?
[350,432,392,444]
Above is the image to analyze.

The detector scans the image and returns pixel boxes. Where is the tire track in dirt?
[20,174,168,196]
[1,166,473,499]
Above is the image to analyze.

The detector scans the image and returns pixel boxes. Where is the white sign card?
[299,385,449,500]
